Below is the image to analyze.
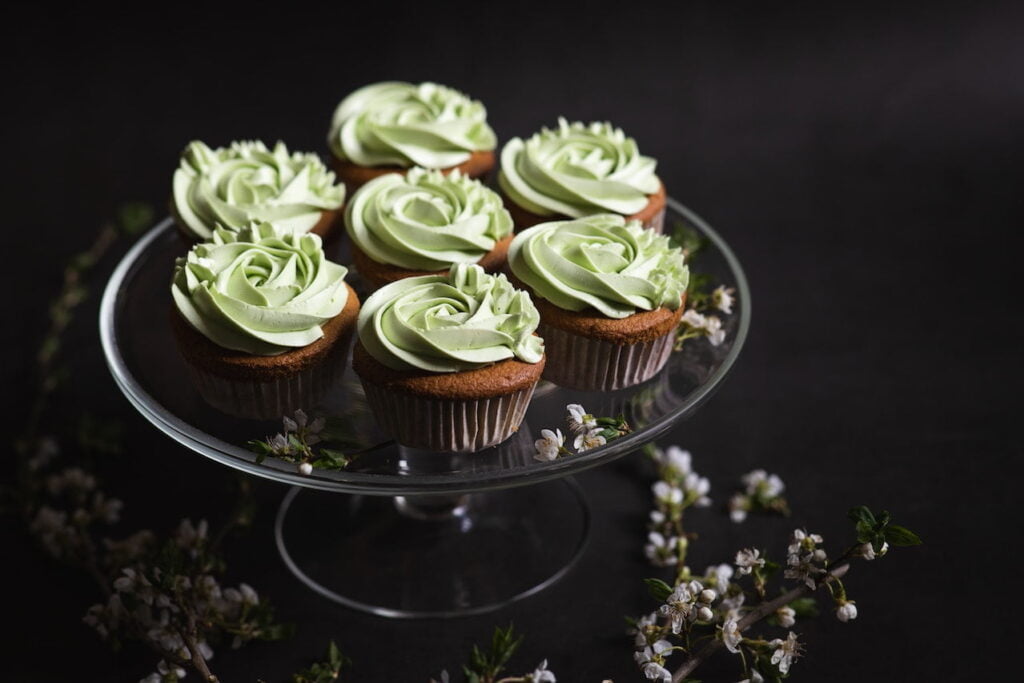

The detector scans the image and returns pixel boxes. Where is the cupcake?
[327,81,497,191]
[507,214,688,391]
[172,140,346,244]
[498,118,666,232]
[352,263,545,452]
[170,222,359,419]
[345,167,513,289]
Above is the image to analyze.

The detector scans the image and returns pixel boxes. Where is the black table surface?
[2,4,1020,680]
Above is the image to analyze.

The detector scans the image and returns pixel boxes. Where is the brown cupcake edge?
[351,234,514,289]
[331,150,496,192]
[352,340,545,401]
[171,282,360,380]
[503,180,667,231]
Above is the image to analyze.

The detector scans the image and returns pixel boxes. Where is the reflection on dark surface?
[112,205,743,486]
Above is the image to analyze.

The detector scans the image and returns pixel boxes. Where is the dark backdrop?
[2,3,1020,680]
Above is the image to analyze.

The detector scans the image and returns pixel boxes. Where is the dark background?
[2,3,1021,680]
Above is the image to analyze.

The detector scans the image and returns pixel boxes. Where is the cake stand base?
[274,478,590,618]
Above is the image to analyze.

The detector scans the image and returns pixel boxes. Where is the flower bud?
[836,600,858,622]
[696,606,714,622]
[299,462,313,476]
[699,589,717,603]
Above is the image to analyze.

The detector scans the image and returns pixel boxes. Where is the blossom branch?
[670,563,851,682]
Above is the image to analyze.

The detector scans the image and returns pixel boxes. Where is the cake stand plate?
[100,197,749,618]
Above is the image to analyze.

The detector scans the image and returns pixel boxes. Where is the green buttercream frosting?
[508,214,688,319]
[345,167,512,271]
[172,140,345,241]
[498,118,660,218]
[172,223,350,356]
[328,81,497,169]
[357,263,543,373]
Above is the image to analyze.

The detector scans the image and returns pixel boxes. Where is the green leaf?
[644,577,674,602]
[670,222,708,257]
[884,524,922,546]
[116,202,155,236]
[847,505,875,526]
[788,596,819,617]
[761,559,781,579]
[855,520,875,543]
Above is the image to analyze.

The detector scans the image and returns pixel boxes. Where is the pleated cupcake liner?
[359,381,537,453]
[185,354,346,421]
[644,207,666,234]
[537,321,675,391]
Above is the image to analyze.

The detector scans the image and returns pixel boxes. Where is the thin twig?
[670,563,851,682]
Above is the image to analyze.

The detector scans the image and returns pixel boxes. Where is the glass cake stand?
[99,198,750,618]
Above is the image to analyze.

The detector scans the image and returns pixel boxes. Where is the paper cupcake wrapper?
[184,354,346,421]
[645,207,666,234]
[537,321,675,391]
[359,381,537,453]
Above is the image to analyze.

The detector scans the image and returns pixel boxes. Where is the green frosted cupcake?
[172,140,346,243]
[170,222,360,419]
[507,214,688,391]
[498,118,666,232]
[327,81,497,191]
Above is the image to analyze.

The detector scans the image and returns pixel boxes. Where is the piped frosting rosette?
[354,263,544,451]
[358,263,543,372]
[508,214,688,391]
[346,167,512,271]
[172,140,345,241]
[508,214,687,318]
[172,222,350,356]
[499,118,660,219]
[328,81,497,169]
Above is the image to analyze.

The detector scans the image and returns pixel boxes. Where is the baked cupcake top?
[508,214,688,319]
[172,222,351,355]
[499,118,660,218]
[328,82,497,170]
[173,140,345,241]
[345,167,512,271]
[358,263,543,372]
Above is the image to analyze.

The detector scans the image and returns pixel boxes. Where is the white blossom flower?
[785,529,826,588]
[741,469,785,498]
[574,428,606,452]
[634,640,673,682]
[776,606,796,628]
[682,471,712,506]
[836,600,858,622]
[769,632,802,674]
[735,548,764,575]
[631,611,659,647]
[720,589,746,613]
[660,582,704,633]
[525,659,556,682]
[722,618,743,653]
[859,541,888,560]
[175,519,209,553]
[46,467,97,496]
[704,315,726,346]
[728,493,749,523]
[298,462,313,476]
[705,563,734,592]
[654,446,693,476]
[565,404,596,434]
[28,436,59,471]
[652,480,684,505]
[645,531,679,567]
[711,285,736,314]
[681,309,708,329]
[534,428,565,462]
